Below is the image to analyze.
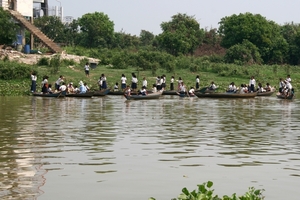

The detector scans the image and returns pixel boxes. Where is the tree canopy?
[218,12,288,64]
[78,12,114,48]
[157,13,205,56]
[0,8,18,45]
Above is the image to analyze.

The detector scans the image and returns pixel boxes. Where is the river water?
[0,95,299,200]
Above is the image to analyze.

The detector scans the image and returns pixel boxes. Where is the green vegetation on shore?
[0,48,299,96]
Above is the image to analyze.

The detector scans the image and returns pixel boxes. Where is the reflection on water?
[0,96,300,199]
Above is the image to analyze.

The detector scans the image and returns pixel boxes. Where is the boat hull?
[93,89,110,96]
[66,92,94,98]
[32,92,66,98]
[257,91,274,96]
[195,92,257,98]
[125,92,162,100]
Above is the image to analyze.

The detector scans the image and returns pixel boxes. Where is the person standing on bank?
[131,73,138,92]
[84,62,90,77]
[30,71,37,92]
[121,74,127,91]
[170,76,175,90]
[196,75,200,90]
[249,76,256,92]
[142,77,147,89]
[101,74,107,89]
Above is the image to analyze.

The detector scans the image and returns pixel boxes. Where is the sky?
[50,0,300,36]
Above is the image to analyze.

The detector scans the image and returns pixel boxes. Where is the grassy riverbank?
[0,55,299,96]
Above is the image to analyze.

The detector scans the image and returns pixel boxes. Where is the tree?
[218,12,288,64]
[34,16,66,43]
[140,30,155,46]
[78,12,114,48]
[157,13,204,56]
[0,8,18,45]
[112,31,140,49]
[224,40,262,65]
[281,23,300,65]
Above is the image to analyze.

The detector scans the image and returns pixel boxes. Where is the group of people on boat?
[278,75,294,97]
[35,74,91,95]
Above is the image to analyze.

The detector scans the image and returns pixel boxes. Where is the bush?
[0,61,31,80]
[37,57,49,66]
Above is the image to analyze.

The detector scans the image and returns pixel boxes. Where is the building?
[0,0,62,53]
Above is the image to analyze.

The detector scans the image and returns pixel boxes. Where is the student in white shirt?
[195,75,200,90]
[249,76,256,92]
[170,76,175,90]
[121,74,127,90]
[189,87,195,96]
[30,71,37,92]
[142,77,147,89]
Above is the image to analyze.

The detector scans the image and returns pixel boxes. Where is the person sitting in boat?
[179,82,187,95]
[189,87,195,96]
[59,82,67,92]
[124,85,131,97]
[265,83,272,92]
[67,82,75,93]
[84,83,90,91]
[284,80,293,97]
[208,81,217,90]
[257,83,266,93]
[139,86,148,96]
[279,78,285,93]
[74,85,80,93]
[152,84,157,93]
[79,81,87,94]
[41,75,49,94]
[48,84,53,94]
[114,82,119,91]
[227,82,237,93]
[239,84,248,94]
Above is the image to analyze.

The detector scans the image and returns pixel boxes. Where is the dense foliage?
[218,13,288,64]
[78,12,114,48]
[0,8,18,45]
[0,60,31,80]
[157,13,205,56]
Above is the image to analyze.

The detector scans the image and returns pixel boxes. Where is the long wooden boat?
[195,92,257,98]
[276,92,295,99]
[66,91,94,98]
[162,90,178,95]
[125,91,162,100]
[32,91,66,98]
[257,91,275,96]
[93,89,110,96]
[108,89,153,95]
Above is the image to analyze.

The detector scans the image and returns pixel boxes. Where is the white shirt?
[98,79,102,86]
[142,80,147,87]
[56,78,63,85]
[286,82,292,89]
[286,77,291,83]
[189,88,195,94]
[196,78,200,83]
[121,77,127,84]
[249,79,256,86]
[101,76,106,81]
[59,85,67,91]
[84,65,90,71]
[171,78,174,83]
[152,87,157,93]
[132,77,138,83]
[31,75,37,81]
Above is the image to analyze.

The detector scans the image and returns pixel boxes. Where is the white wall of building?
[17,0,33,17]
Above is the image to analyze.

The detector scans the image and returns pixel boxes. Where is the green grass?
[1,58,300,96]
